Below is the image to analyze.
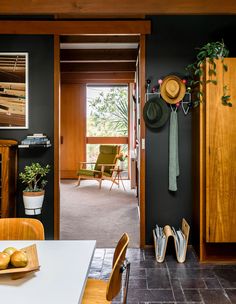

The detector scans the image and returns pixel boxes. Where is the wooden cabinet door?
[206,59,236,242]
[60,84,86,179]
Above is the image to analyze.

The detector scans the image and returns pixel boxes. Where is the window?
[86,85,129,170]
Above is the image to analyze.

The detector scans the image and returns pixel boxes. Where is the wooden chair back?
[106,233,129,301]
[95,145,121,175]
[0,218,45,240]
[112,232,129,268]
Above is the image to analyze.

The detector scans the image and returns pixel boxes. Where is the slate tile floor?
[88,246,236,304]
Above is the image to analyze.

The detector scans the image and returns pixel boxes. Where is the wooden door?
[206,58,236,242]
[60,84,86,179]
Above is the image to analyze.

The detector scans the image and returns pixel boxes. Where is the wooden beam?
[0,0,235,15]
[55,13,146,19]
[60,49,138,62]
[86,137,128,144]
[0,21,151,35]
[60,35,140,44]
[60,62,136,72]
[61,72,135,83]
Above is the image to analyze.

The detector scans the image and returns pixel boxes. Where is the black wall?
[1,17,236,244]
[145,15,236,244]
[0,35,54,239]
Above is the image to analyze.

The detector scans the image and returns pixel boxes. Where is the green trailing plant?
[186,40,232,107]
[19,163,50,192]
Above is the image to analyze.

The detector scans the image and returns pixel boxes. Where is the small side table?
[110,167,126,191]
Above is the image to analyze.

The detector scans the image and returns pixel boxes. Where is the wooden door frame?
[0,20,150,247]
[139,35,146,248]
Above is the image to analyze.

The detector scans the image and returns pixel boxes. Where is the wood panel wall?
[60,84,86,179]
[193,58,236,262]
[206,58,236,243]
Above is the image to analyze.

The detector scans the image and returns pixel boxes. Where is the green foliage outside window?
[86,86,129,170]
[87,86,128,136]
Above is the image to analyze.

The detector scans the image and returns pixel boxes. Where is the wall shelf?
[18,144,52,149]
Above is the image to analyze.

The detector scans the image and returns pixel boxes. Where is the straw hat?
[160,75,186,104]
[143,96,169,129]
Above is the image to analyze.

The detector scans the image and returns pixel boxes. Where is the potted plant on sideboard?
[19,163,50,215]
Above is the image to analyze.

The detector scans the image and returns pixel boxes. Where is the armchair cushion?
[94,145,119,174]
[77,145,120,188]
[77,169,102,177]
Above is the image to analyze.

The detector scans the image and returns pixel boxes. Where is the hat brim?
[143,96,169,129]
[160,75,186,104]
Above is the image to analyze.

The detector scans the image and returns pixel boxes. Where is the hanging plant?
[186,40,232,107]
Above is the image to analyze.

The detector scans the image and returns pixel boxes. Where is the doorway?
[59,34,144,247]
[60,84,139,247]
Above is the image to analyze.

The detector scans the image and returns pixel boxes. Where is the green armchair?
[77,145,121,188]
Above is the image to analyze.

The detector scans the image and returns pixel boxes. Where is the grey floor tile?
[169,268,215,279]
[180,278,206,289]
[146,268,171,289]
[130,268,147,278]
[183,289,202,302]
[131,260,167,269]
[129,278,147,289]
[127,289,174,302]
[225,289,236,304]
[127,249,145,262]
[214,268,236,288]
[204,278,222,289]
[200,289,231,304]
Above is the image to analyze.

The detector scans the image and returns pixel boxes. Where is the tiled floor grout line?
[197,287,205,304]
[177,277,188,303]
[165,261,177,303]
[213,272,232,304]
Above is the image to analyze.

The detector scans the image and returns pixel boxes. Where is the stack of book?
[19,133,51,148]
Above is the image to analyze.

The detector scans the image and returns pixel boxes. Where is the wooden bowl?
[0,244,40,279]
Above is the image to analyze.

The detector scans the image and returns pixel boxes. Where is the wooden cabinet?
[0,140,18,218]
[60,84,86,179]
[193,58,236,261]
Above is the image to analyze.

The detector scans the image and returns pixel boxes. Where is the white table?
[0,240,96,304]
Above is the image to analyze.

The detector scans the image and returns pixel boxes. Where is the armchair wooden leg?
[99,179,102,189]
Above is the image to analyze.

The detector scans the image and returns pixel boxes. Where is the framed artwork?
[0,53,28,129]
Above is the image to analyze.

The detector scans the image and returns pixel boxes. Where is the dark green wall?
[145,15,236,244]
[0,35,54,239]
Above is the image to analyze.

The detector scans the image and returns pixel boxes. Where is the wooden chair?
[82,233,130,304]
[77,145,121,189]
[0,218,45,240]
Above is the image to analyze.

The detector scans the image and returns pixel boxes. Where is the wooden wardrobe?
[0,139,18,218]
[193,58,236,262]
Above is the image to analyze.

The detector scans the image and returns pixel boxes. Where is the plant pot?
[23,190,45,215]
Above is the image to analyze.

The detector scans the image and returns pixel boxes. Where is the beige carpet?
[60,179,140,248]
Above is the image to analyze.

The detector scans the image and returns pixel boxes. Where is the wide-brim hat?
[143,96,169,129]
[160,75,186,104]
